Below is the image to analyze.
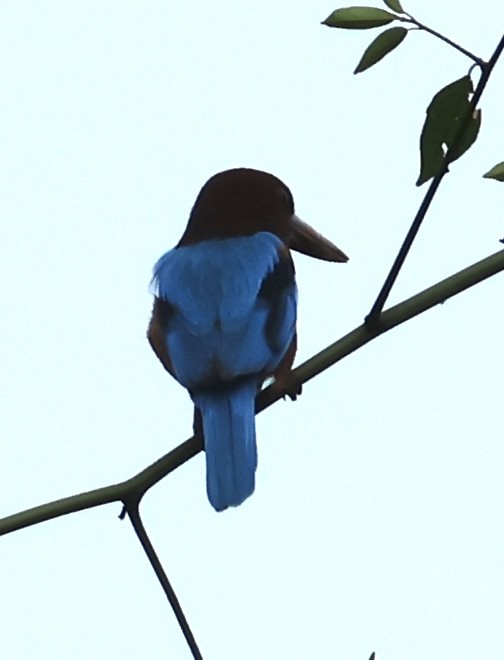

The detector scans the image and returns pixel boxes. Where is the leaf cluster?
[322,2,503,184]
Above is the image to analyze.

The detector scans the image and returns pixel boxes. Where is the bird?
[148,168,348,512]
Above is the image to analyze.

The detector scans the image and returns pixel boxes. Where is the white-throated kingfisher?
[148,168,347,512]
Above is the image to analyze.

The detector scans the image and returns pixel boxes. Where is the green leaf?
[354,26,407,73]
[449,108,481,162]
[322,6,397,29]
[416,76,481,186]
[383,0,404,12]
[483,162,504,182]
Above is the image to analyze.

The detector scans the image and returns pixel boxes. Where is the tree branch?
[2,247,503,537]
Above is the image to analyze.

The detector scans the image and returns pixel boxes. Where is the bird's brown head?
[178,167,348,263]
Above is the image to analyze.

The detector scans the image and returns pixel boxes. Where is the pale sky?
[1,2,503,659]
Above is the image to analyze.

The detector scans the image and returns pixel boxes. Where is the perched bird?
[148,168,347,512]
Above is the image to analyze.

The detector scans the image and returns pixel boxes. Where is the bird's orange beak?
[289,215,348,263]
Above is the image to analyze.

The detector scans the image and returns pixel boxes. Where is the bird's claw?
[285,381,302,401]
[270,377,302,401]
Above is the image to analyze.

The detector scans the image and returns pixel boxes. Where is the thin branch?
[402,14,483,65]
[126,499,203,660]
[0,438,201,536]
[2,247,503,538]
[365,171,443,324]
[0,482,127,535]
[366,33,504,324]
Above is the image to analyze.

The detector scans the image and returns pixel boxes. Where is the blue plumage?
[193,381,258,512]
[152,232,297,388]
[151,232,297,510]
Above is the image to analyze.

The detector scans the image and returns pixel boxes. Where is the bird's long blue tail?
[193,381,258,512]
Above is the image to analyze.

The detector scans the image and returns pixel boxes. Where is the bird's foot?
[270,376,302,401]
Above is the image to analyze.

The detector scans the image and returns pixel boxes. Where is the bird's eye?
[279,188,293,212]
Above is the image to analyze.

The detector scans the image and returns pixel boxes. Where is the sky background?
[1,2,503,659]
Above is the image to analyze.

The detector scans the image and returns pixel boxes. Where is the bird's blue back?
[152,231,297,390]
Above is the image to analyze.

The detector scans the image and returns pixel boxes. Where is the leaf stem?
[402,14,484,65]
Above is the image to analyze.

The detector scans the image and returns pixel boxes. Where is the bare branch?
[126,501,203,660]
